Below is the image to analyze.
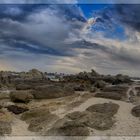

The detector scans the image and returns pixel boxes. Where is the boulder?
[32,85,74,99]
[95,92,122,100]
[28,113,59,132]
[85,112,115,130]
[16,84,32,90]
[66,111,88,120]
[86,102,119,117]
[7,105,29,115]
[0,121,12,135]
[90,86,97,93]
[94,80,106,89]
[10,91,34,103]
[74,85,85,91]
[21,108,54,122]
[131,105,140,117]
[46,119,89,136]
[102,86,128,94]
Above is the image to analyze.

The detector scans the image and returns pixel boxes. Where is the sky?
[0,1,140,76]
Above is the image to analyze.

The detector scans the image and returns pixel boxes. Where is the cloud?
[1,4,140,76]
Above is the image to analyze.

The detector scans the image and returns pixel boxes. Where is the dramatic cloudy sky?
[0,0,140,76]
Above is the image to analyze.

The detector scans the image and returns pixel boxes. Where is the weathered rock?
[10,91,34,103]
[16,84,32,90]
[28,113,59,132]
[90,86,97,93]
[7,105,29,115]
[66,111,88,120]
[74,85,85,91]
[85,112,115,130]
[86,102,119,117]
[94,80,106,89]
[32,85,74,99]
[47,119,89,136]
[65,110,116,131]
[95,92,122,100]
[102,86,128,94]
[131,105,140,117]
[0,121,12,135]
[21,108,52,122]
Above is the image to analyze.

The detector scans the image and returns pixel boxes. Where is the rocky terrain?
[0,69,140,138]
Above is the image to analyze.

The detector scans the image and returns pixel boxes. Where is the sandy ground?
[68,97,140,136]
[11,115,35,136]
[1,85,140,137]
[10,95,140,136]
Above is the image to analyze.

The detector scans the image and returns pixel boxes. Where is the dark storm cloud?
[0,4,86,57]
[115,4,140,31]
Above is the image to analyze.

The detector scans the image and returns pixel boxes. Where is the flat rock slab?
[86,102,119,117]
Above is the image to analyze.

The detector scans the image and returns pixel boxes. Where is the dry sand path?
[68,97,140,136]
[11,115,35,136]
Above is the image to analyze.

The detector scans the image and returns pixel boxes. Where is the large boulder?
[95,86,128,100]
[131,105,140,117]
[86,102,119,117]
[21,108,55,122]
[85,112,115,130]
[10,91,34,103]
[28,113,59,132]
[94,80,106,89]
[32,85,74,99]
[16,84,33,90]
[0,121,12,135]
[95,92,122,100]
[21,108,59,132]
[46,119,89,136]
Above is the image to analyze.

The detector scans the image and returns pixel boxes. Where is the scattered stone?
[131,105,140,117]
[10,91,34,103]
[7,105,29,115]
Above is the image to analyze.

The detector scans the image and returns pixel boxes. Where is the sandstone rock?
[85,112,115,130]
[10,91,34,103]
[46,119,89,136]
[94,80,106,89]
[86,102,119,117]
[66,111,88,121]
[16,84,32,90]
[95,92,122,100]
[28,113,59,132]
[32,85,74,99]
[131,105,140,117]
[21,108,52,122]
